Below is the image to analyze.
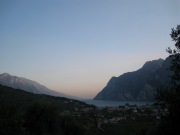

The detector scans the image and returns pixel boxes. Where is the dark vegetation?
[0,84,161,135]
[156,25,180,135]
[0,84,92,135]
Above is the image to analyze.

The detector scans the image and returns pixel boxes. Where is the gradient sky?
[0,0,180,99]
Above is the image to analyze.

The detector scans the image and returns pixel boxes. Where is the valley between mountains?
[0,56,171,101]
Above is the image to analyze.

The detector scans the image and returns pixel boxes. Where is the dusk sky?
[0,0,180,99]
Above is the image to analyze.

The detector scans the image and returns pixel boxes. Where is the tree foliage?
[156,25,180,135]
[25,101,61,135]
[0,85,85,135]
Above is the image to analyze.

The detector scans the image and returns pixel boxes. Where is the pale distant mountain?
[94,57,172,101]
[0,73,81,100]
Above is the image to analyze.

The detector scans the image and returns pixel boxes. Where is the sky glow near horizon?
[0,0,180,98]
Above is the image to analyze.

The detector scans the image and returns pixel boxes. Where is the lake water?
[83,99,154,107]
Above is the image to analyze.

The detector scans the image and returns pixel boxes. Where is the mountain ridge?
[94,57,171,101]
[0,73,81,100]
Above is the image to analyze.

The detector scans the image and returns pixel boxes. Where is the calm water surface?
[83,99,154,107]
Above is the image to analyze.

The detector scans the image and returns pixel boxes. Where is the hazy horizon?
[1,0,180,98]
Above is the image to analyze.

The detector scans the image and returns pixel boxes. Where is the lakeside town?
[60,100,168,131]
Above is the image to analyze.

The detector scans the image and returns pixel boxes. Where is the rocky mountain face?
[0,73,80,100]
[94,57,172,101]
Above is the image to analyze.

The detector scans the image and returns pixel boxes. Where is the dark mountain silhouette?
[94,57,172,101]
[0,73,81,100]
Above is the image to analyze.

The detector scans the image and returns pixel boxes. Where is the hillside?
[0,84,94,111]
[94,57,172,101]
[0,84,95,135]
[0,73,80,100]
[0,84,161,135]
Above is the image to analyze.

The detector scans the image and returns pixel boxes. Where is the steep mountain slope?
[94,58,171,101]
[0,73,80,100]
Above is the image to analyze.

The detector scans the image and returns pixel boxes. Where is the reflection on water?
[83,99,154,107]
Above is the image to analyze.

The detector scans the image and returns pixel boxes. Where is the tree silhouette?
[25,101,63,135]
[156,25,180,135]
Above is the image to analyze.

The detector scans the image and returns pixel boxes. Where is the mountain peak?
[0,73,81,100]
[141,58,164,72]
[143,58,164,66]
[94,57,170,101]
[1,73,10,77]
